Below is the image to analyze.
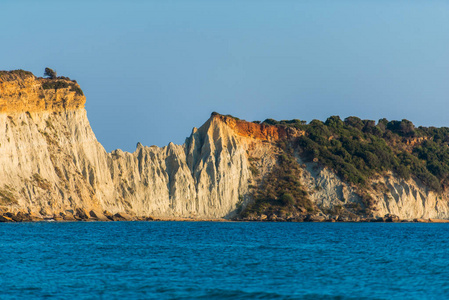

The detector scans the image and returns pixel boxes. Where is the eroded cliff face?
[299,161,449,220]
[0,107,255,219]
[105,116,254,218]
[1,70,449,221]
[0,72,256,220]
[0,72,110,218]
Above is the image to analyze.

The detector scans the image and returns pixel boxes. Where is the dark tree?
[325,115,343,128]
[44,67,57,79]
[344,116,364,130]
[386,119,415,137]
[377,118,388,131]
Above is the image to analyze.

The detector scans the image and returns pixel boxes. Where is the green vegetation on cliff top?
[0,69,84,96]
[42,80,84,96]
[265,116,449,193]
[240,115,449,219]
[0,69,34,80]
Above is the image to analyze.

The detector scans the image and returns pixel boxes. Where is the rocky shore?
[1,210,448,223]
[0,208,152,223]
[236,212,449,223]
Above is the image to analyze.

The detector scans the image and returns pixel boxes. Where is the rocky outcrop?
[1,70,449,222]
[0,71,84,113]
[300,161,449,220]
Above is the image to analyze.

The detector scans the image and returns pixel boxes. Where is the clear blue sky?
[1,1,448,152]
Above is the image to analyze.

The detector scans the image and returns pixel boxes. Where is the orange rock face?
[0,71,85,113]
[213,114,304,142]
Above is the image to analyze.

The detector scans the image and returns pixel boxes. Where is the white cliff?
[300,161,449,220]
[1,70,448,221]
[0,71,254,219]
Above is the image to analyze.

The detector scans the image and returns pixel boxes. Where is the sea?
[0,222,448,299]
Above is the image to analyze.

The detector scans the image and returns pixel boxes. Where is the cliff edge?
[0,70,85,113]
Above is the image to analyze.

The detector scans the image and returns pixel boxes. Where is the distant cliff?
[1,70,449,222]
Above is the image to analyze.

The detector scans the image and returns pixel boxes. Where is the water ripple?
[0,222,448,299]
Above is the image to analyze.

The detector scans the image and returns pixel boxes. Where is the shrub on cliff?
[0,70,34,81]
[241,146,315,218]
[387,119,416,137]
[41,80,84,96]
[42,81,69,90]
[262,119,279,126]
[44,68,57,79]
[70,85,84,96]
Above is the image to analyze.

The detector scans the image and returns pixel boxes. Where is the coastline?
[1,212,448,223]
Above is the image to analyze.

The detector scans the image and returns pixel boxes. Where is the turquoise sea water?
[0,222,448,299]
